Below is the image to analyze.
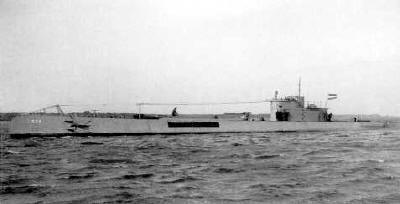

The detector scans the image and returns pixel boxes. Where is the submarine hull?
[9,115,386,138]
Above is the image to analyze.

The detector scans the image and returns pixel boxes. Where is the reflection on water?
[1,129,400,203]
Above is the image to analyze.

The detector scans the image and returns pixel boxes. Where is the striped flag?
[328,94,337,100]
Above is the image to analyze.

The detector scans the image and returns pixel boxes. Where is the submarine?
[9,82,388,138]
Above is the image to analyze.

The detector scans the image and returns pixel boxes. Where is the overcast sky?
[1,0,399,115]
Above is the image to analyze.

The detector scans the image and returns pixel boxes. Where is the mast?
[298,77,301,100]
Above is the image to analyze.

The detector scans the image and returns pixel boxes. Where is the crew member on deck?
[172,107,178,117]
[327,113,333,122]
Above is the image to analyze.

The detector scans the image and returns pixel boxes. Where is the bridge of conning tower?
[269,95,330,122]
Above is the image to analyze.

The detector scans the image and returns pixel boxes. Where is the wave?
[121,173,154,180]
[255,154,281,159]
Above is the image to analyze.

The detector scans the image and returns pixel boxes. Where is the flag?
[328,94,337,100]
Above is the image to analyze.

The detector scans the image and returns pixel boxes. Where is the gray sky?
[1,0,399,115]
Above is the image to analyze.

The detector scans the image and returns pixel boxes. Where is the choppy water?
[1,129,400,204]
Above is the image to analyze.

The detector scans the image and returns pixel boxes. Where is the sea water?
[1,129,400,203]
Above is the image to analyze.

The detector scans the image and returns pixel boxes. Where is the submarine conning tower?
[269,92,330,122]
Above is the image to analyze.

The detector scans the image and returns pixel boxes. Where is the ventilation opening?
[168,122,220,128]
